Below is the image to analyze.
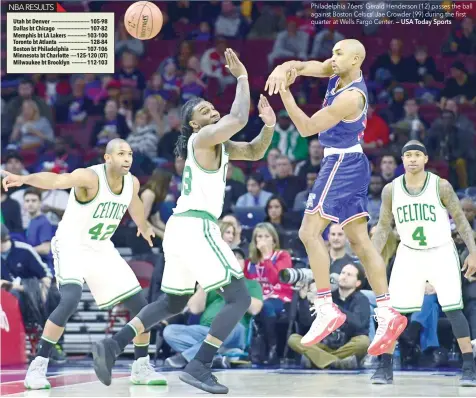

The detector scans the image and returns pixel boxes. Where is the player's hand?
[462,252,476,280]
[265,65,290,96]
[1,170,25,192]
[224,48,247,79]
[137,224,155,247]
[258,95,276,127]
[285,68,298,89]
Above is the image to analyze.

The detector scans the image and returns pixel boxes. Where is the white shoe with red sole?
[368,307,408,356]
[300,303,347,347]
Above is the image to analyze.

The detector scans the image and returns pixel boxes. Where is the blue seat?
[233,207,266,228]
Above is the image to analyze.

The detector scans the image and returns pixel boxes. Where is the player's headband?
[402,145,427,156]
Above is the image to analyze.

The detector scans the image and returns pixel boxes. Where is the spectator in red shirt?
[245,222,293,364]
[362,104,390,150]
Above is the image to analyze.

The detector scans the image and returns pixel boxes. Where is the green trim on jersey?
[393,305,423,314]
[174,209,218,223]
[96,285,142,309]
[161,285,196,295]
[401,172,430,197]
[436,176,446,209]
[103,164,125,196]
[74,168,101,206]
[57,277,84,287]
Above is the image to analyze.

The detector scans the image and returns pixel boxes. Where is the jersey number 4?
[89,223,118,241]
[412,226,427,247]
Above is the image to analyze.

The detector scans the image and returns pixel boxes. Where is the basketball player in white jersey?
[370,140,476,386]
[2,139,167,389]
[92,49,276,394]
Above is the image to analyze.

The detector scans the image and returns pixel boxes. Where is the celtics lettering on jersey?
[55,164,133,246]
[392,172,452,250]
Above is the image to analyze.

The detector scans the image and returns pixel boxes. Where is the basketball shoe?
[24,357,51,390]
[300,302,347,346]
[368,307,408,356]
[130,356,167,385]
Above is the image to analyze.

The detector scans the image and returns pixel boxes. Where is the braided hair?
[174,97,205,159]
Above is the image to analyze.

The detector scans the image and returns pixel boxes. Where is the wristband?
[237,75,248,80]
[265,123,276,128]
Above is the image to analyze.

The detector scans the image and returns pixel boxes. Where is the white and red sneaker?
[368,307,408,356]
[300,303,347,347]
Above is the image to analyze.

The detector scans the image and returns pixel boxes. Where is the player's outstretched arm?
[371,183,395,254]
[224,95,276,161]
[195,49,250,149]
[128,176,155,247]
[265,59,333,95]
[439,178,476,278]
[280,88,361,138]
[1,168,97,192]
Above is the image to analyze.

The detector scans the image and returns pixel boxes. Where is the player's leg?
[25,238,85,390]
[343,218,408,356]
[429,243,476,386]
[370,245,426,384]
[179,217,250,394]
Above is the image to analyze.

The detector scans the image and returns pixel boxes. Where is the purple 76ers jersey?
[319,71,368,149]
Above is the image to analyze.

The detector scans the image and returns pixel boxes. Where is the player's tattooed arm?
[371,183,395,254]
[279,89,361,137]
[439,178,476,254]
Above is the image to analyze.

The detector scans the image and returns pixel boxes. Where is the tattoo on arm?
[225,125,275,161]
[439,179,476,254]
[229,78,250,123]
[371,183,395,254]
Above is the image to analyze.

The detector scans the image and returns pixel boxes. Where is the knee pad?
[165,293,189,314]
[49,284,83,327]
[122,291,148,317]
[445,309,470,339]
[221,278,251,312]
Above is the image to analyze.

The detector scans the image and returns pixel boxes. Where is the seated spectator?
[442,17,476,55]
[180,69,206,104]
[444,99,476,137]
[140,169,173,240]
[402,46,442,83]
[2,79,53,140]
[200,37,235,90]
[221,214,249,256]
[269,110,308,162]
[461,197,476,231]
[215,1,249,39]
[168,157,185,203]
[268,18,309,67]
[247,5,286,39]
[245,222,293,364]
[257,148,281,182]
[34,136,83,174]
[35,74,71,107]
[328,223,358,276]
[264,195,297,234]
[293,172,317,212]
[395,99,428,141]
[160,61,181,103]
[219,221,236,246]
[163,246,263,369]
[265,155,305,209]
[440,62,476,107]
[236,174,273,209]
[310,26,345,59]
[144,73,167,102]
[1,150,29,180]
[415,74,442,104]
[368,174,384,224]
[118,86,143,130]
[223,164,247,215]
[288,264,370,369]
[188,21,212,42]
[23,189,54,274]
[168,0,198,24]
[127,110,159,161]
[295,139,323,179]
[1,178,23,234]
[9,100,54,150]
[370,39,406,85]
[379,154,398,184]
[115,20,145,58]
[56,76,96,123]
[114,50,146,92]
[382,86,407,124]
[143,95,166,137]
[199,0,222,26]
[362,105,390,150]
[90,100,130,147]
[157,110,181,162]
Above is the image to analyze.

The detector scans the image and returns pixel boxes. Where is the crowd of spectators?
[1,0,476,368]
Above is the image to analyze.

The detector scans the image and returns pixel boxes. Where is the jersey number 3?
[89,223,118,241]
[412,226,427,247]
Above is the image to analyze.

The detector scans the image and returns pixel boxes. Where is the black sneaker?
[179,359,229,394]
[92,338,121,386]
[164,353,188,369]
[371,360,393,384]
[460,364,476,387]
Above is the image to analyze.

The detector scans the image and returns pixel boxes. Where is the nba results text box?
[7,13,115,74]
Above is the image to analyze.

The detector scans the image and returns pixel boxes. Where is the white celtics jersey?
[392,172,452,250]
[55,164,134,248]
[174,133,229,219]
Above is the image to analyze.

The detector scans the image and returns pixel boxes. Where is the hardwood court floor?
[2,367,476,397]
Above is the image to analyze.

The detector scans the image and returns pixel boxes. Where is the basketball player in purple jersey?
[265,39,407,356]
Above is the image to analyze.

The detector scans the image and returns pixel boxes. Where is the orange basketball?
[124,1,163,40]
